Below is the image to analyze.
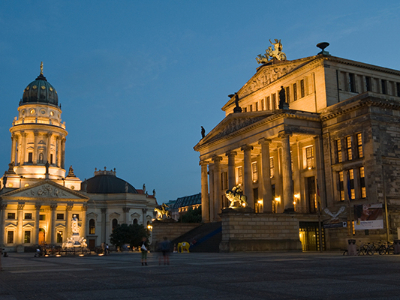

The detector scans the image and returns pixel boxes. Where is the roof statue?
[40,61,43,75]
[256,39,287,64]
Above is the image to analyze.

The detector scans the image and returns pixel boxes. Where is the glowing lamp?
[274,196,281,202]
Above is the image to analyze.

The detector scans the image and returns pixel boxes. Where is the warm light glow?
[98,253,104,256]
[56,254,61,257]
[147,224,153,231]
[45,254,49,257]
[293,201,296,205]
[294,193,300,199]
[308,167,311,170]
[79,254,84,257]
[257,200,263,204]
[24,183,29,187]
[242,203,246,207]
[8,183,13,187]
[274,196,281,202]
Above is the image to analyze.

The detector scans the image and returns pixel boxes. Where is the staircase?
[171,222,222,252]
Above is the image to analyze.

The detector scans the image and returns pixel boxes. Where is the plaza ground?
[0,251,400,299]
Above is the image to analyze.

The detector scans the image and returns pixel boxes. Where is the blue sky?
[1,0,399,202]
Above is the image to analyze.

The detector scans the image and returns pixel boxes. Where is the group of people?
[140,236,171,266]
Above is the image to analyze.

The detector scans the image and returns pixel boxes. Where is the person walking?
[141,237,148,266]
[160,237,171,265]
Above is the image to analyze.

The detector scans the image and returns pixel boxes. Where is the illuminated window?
[360,167,366,198]
[89,219,95,234]
[252,162,258,182]
[356,133,363,158]
[300,80,305,98]
[293,83,297,101]
[270,157,274,178]
[349,169,355,200]
[7,231,14,244]
[336,139,342,163]
[56,213,64,220]
[236,167,243,185]
[25,213,32,220]
[24,231,31,243]
[346,136,352,160]
[305,146,314,169]
[7,213,15,219]
[339,171,344,201]
[349,73,356,92]
[57,231,63,243]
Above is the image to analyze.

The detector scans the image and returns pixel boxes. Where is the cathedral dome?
[21,70,58,107]
[81,170,138,194]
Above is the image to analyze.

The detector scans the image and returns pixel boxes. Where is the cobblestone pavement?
[0,251,400,299]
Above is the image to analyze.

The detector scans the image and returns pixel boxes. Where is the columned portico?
[200,161,210,223]
[17,203,25,244]
[212,156,222,221]
[66,204,73,240]
[241,145,254,209]
[259,138,272,213]
[279,132,294,212]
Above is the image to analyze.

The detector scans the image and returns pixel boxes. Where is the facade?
[194,43,400,250]
[168,193,201,221]
[0,66,157,251]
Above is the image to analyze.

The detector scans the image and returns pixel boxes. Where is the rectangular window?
[349,73,356,92]
[366,76,372,91]
[24,231,31,243]
[252,162,258,182]
[7,231,14,244]
[270,157,274,178]
[305,146,314,169]
[7,213,15,219]
[50,154,53,164]
[336,139,343,163]
[24,213,32,220]
[339,171,344,201]
[57,231,63,243]
[255,102,258,111]
[243,107,247,112]
[300,80,305,98]
[39,214,45,220]
[293,83,297,101]
[236,167,243,185]
[285,86,290,102]
[397,83,400,97]
[28,152,33,163]
[261,99,264,110]
[349,169,355,200]
[356,133,363,158]
[57,213,64,220]
[266,96,270,110]
[360,167,366,198]
[249,105,253,112]
[381,79,387,94]
[346,136,352,160]
[272,94,276,110]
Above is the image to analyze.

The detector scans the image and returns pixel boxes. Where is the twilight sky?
[0,0,399,203]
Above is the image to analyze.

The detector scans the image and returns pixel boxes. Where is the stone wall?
[150,222,200,251]
[220,211,302,252]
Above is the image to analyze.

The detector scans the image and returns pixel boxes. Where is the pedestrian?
[105,244,109,255]
[160,237,171,265]
[141,237,148,266]
[34,247,40,257]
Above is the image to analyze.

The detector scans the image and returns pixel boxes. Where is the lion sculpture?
[225,185,248,208]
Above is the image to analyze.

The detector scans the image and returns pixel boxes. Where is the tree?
[110,223,149,249]
[179,205,202,223]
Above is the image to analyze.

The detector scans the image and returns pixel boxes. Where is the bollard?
[394,240,400,254]
[347,239,357,256]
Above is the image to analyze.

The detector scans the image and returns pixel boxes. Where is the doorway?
[307,177,317,213]
[299,222,325,251]
[38,228,45,245]
[88,239,96,250]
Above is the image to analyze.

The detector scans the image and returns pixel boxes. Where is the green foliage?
[109,223,149,248]
[179,205,202,223]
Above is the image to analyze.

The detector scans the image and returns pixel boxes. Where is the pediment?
[131,212,141,218]
[23,222,35,228]
[87,212,98,220]
[1,180,89,201]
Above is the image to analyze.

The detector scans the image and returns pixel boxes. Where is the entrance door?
[299,222,325,251]
[38,228,45,245]
[307,177,317,213]
[88,239,96,250]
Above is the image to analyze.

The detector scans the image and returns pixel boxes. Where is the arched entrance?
[38,228,45,245]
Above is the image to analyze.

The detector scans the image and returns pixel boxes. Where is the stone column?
[34,204,41,245]
[208,165,214,222]
[20,132,26,165]
[123,207,130,224]
[241,145,254,209]
[33,131,39,164]
[101,208,107,243]
[61,138,66,169]
[279,132,294,212]
[46,133,52,164]
[314,136,326,208]
[200,161,210,223]
[259,139,272,212]
[17,203,25,244]
[226,151,237,190]
[57,137,62,168]
[10,134,16,164]
[81,205,88,239]
[212,156,222,220]
[142,208,148,227]
[0,204,7,246]
[66,204,73,240]
[14,135,20,165]
[50,204,57,245]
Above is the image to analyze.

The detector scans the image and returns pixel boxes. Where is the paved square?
[1,252,400,299]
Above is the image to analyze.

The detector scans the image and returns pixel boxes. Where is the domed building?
[0,64,157,252]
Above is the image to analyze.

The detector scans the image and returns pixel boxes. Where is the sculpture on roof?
[225,185,248,208]
[154,203,171,220]
[201,126,205,139]
[256,39,287,64]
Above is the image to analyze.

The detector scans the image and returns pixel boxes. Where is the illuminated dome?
[20,63,58,107]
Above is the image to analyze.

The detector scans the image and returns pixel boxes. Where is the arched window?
[112,219,118,231]
[133,219,138,224]
[89,219,95,234]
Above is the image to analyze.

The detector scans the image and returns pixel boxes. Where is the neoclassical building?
[0,65,157,251]
[194,43,400,251]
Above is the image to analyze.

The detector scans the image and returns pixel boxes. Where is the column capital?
[225,150,237,157]
[81,205,88,212]
[258,138,272,145]
[212,156,222,163]
[66,204,73,211]
[17,202,25,210]
[50,204,57,211]
[34,130,39,136]
[199,160,209,167]
[313,134,322,140]
[142,208,148,214]
[278,131,292,139]
[46,132,53,138]
[0,203,7,210]
[20,131,27,137]
[35,203,42,210]
[123,207,131,213]
[101,208,107,214]
[241,144,253,152]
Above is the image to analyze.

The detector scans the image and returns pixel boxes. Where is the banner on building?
[322,206,347,228]
[354,203,383,230]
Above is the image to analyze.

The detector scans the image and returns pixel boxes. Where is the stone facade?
[150,222,200,251]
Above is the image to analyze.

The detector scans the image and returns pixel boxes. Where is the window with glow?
[24,231,31,243]
[346,136,352,160]
[236,167,243,185]
[300,80,305,98]
[339,171,344,201]
[356,133,363,158]
[293,83,297,101]
[57,231,63,243]
[349,169,355,200]
[38,153,44,163]
[7,231,14,244]
[252,162,258,182]
[336,139,342,163]
[89,219,95,234]
[305,146,314,169]
[270,157,274,178]
[7,213,15,219]
[360,167,366,198]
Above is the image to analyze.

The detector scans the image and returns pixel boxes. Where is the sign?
[354,203,383,230]
[323,222,346,229]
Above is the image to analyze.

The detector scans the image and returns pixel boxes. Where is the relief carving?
[212,117,265,140]
[24,184,68,198]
